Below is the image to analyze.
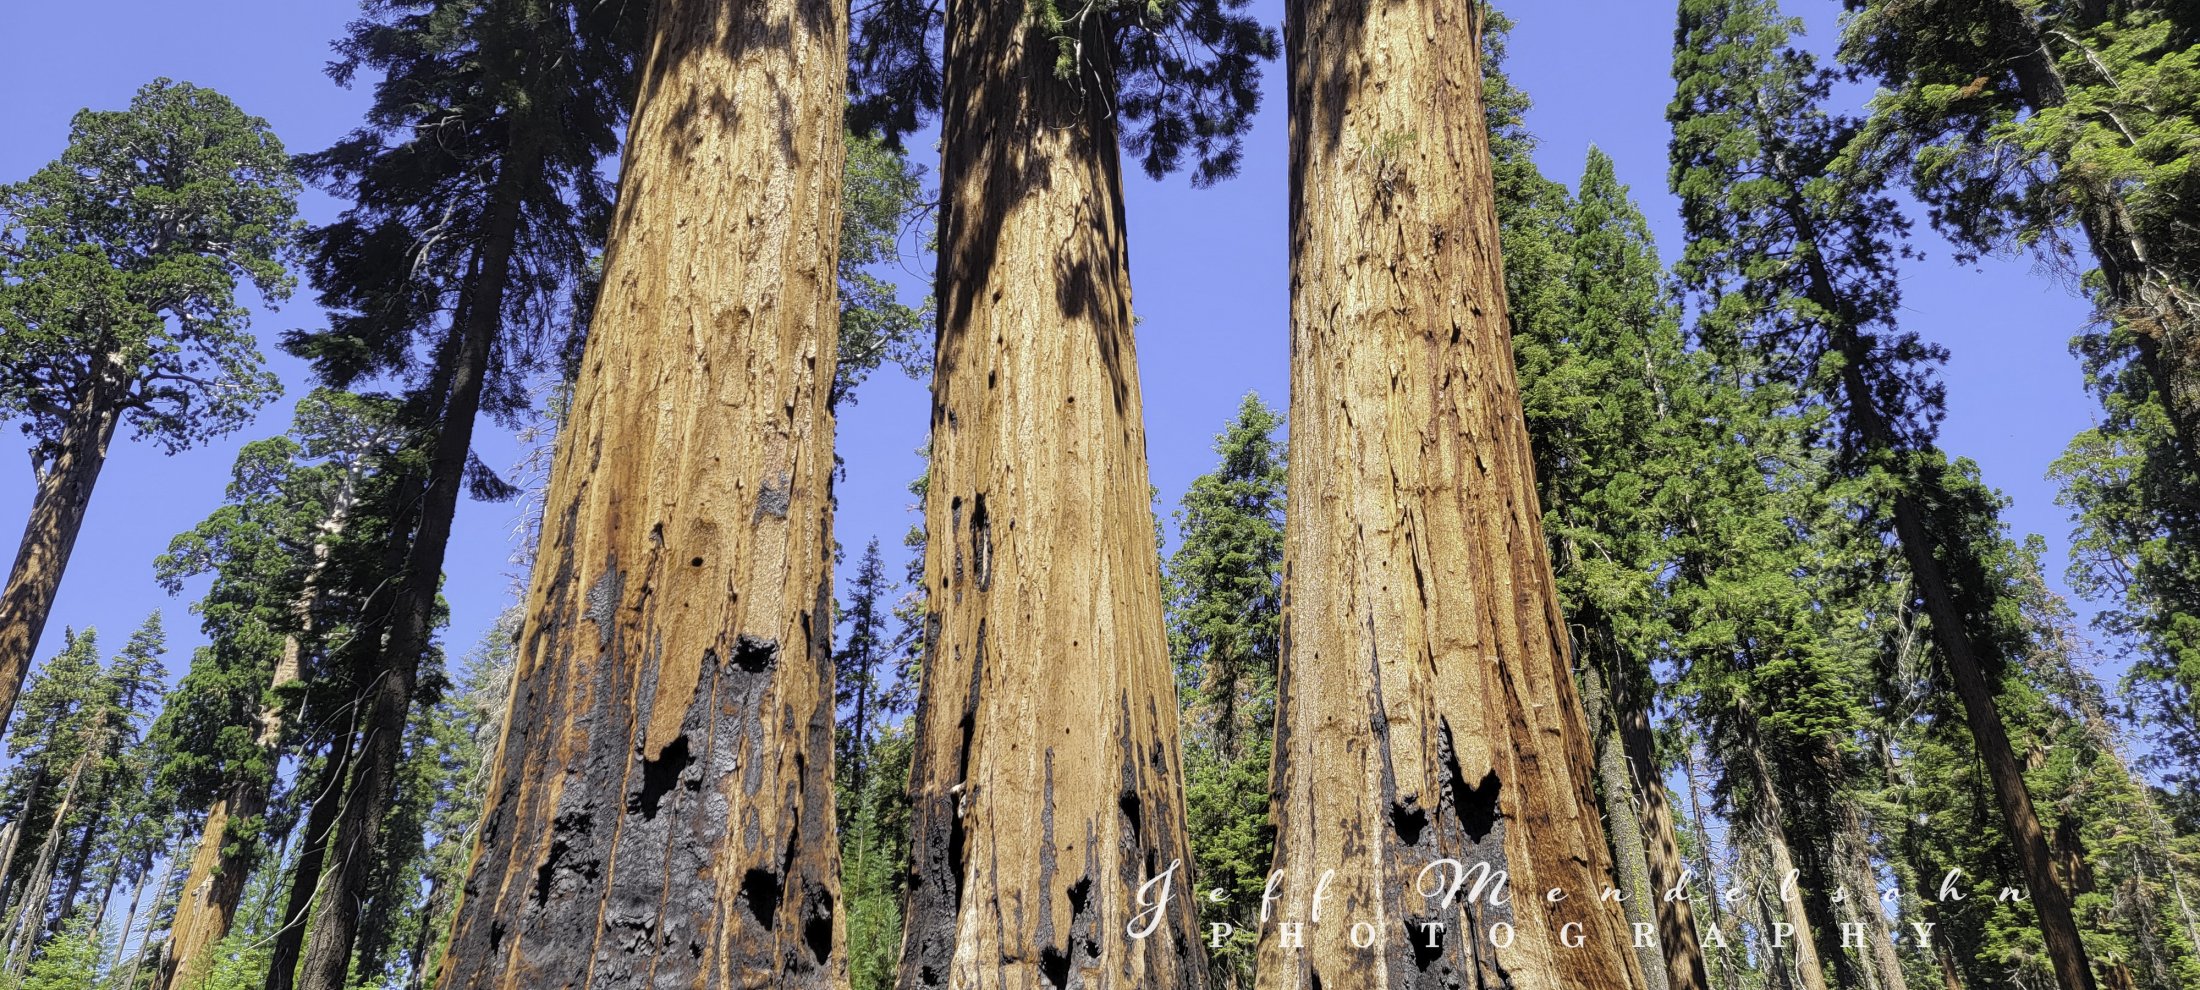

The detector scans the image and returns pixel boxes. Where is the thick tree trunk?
[893,4,1205,989]
[1256,3,1645,988]
[434,2,850,987]
[164,481,355,990]
[1617,671,1712,990]
[265,739,352,990]
[0,393,120,729]
[1583,661,1671,990]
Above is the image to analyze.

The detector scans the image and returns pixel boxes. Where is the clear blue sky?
[0,2,2110,695]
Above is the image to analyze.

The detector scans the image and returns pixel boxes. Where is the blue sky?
[0,1,2110,697]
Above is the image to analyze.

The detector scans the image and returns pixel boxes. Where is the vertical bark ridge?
[434,1,850,986]
[1258,1,1646,987]
[894,3,1205,988]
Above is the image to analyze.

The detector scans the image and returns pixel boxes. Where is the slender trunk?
[1833,799,1907,990]
[896,3,1203,989]
[296,123,538,990]
[163,484,356,990]
[48,806,102,929]
[1683,743,1742,990]
[1584,660,1671,990]
[6,749,92,975]
[123,839,183,990]
[1778,186,2098,990]
[0,775,43,909]
[0,390,121,728]
[1737,721,1829,990]
[112,847,154,987]
[435,2,850,987]
[1617,660,1712,990]
[849,641,872,801]
[1257,3,1644,988]
[265,738,352,990]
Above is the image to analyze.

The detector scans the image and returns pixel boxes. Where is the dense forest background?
[0,1,2195,989]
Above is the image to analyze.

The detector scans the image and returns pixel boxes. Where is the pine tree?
[1838,1,2200,812]
[1671,2,2099,986]
[285,1,641,984]
[1511,146,1716,990]
[436,0,854,984]
[1166,393,1285,990]
[0,79,299,731]
[836,539,896,815]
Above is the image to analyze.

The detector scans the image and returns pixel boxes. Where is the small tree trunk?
[1617,672,1712,990]
[1736,730,1828,990]
[111,844,155,985]
[1583,660,1671,990]
[1256,2,1646,988]
[0,392,121,728]
[122,838,183,990]
[1833,794,1907,990]
[5,748,93,975]
[434,2,850,987]
[47,806,102,930]
[1682,744,1742,990]
[1777,185,2099,990]
[892,3,1206,989]
[265,739,353,990]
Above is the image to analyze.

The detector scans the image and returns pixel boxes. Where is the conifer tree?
[1837,1,2200,808]
[1512,147,1714,990]
[0,79,299,730]
[147,390,401,990]
[1671,2,2098,986]
[1165,393,1285,990]
[286,1,640,984]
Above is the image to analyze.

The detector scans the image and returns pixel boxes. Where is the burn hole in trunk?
[802,883,835,964]
[733,634,779,674]
[1391,798,1429,847]
[740,867,783,930]
[629,734,693,821]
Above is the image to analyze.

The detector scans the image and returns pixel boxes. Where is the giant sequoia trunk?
[1255,2,1645,987]
[892,4,1206,989]
[0,385,121,729]
[434,0,849,986]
